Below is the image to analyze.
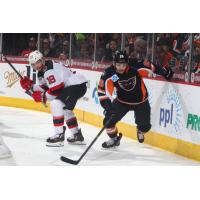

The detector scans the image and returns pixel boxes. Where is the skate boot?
[67,129,85,145]
[102,133,122,149]
[46,126,66,147]
[137,129,144,143]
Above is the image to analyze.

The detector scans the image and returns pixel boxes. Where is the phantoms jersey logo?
[118,77,136,91]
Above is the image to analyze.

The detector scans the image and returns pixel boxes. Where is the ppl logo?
[92,82,99,104]
[159,88,183,132]
[159,104,173,127]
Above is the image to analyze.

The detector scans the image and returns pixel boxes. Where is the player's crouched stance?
[20,51,87,147]
[98,51,174,149]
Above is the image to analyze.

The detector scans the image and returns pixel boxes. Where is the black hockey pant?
[103,99,151,133]
[57,82,87,110]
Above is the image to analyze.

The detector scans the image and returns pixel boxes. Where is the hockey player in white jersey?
[20,51,87,147]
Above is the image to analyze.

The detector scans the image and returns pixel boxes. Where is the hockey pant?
[103,99,151,137]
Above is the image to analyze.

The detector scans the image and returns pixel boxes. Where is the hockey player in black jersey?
[98,51,174,149]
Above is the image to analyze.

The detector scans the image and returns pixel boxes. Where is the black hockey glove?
[103,110,117,128]
[162,67,174,80]
[100,99,112,116]
[103,101,118,127]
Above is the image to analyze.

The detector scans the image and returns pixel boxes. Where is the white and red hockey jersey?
[33,60,87,101]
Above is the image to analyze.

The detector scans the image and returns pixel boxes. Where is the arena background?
[0,33,200,161]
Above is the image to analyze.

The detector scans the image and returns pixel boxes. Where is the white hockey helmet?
[28,50,44,69]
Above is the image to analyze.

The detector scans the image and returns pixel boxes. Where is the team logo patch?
[118,77,136,91]
[111,74,119,82]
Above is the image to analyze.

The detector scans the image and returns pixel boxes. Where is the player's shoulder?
[38,60,63,78]
[45,60,65,72]
[45,60,54,71]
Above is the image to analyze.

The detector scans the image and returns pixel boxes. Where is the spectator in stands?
[156,34,171,46]
[97,33,110,48]
[193,38,200,73]
[49,34,68,55]
[21,37,37,57]
[134,38,147,60]
[154,34,190,72]
[56,40,69,58]
[102,40,118,62]
[41,38,56,58]
[111,33,121,45]
[171,33,189,58]
[96,46,105,62]
[154,45,173,68]
[79,43,91,59]
[59,53,68,61]
[128,38,148,66]
[125,33,137,56]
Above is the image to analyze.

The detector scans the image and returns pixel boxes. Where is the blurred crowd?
[1,33,200,73]
[153,33,200,73]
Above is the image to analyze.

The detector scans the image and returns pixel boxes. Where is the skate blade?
[46,141,64,147]
[67,141,86,145]
[101,145,119,151]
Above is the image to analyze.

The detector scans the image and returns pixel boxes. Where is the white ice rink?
[0,106,199,166]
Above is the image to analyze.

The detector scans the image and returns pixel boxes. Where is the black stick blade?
[60,156,79,165]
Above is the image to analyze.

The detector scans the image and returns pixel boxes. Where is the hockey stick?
[60,117,112,165]
[4,56,47,107]
[4,56,33,96]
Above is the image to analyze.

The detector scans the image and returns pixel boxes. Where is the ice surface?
[0,106,199,166]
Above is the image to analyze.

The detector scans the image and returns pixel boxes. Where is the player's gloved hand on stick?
[103,113,117,127]
[103,104,117,127]
[102,100,112,116]
[20,76,34,91]
[32,91,47,104]
[103,108,111,116]
[103,103,115,116]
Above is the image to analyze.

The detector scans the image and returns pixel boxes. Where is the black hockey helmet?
[114,51,128,63]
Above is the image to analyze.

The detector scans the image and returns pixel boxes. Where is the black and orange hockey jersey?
[98,66,151,110]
